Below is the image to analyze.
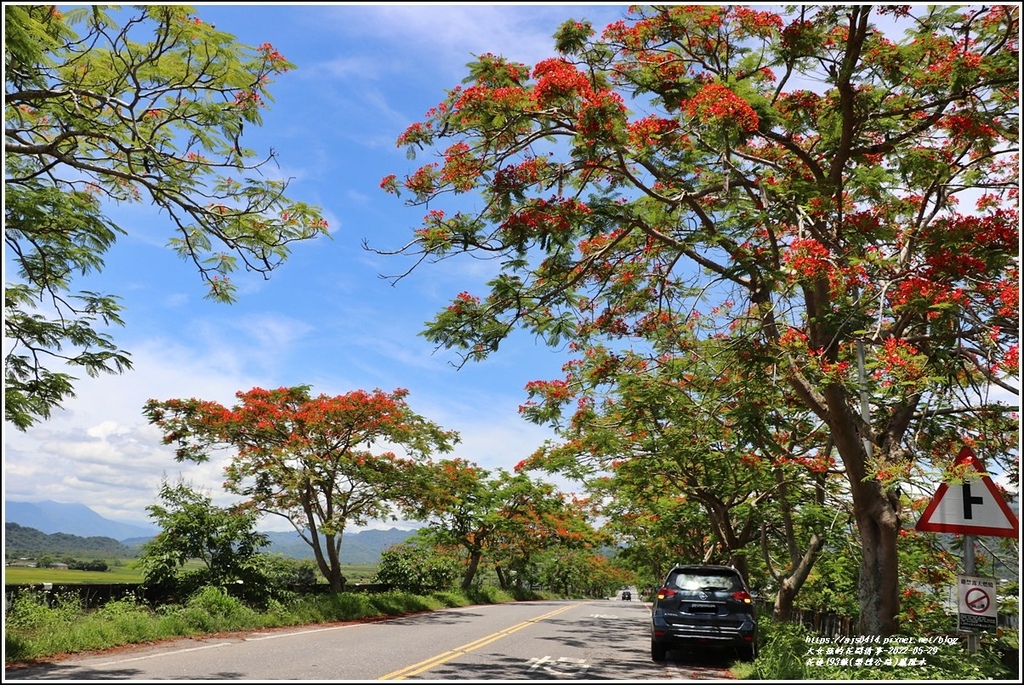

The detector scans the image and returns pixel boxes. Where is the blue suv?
[650,564,757,662]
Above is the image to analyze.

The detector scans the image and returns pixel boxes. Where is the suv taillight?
[731,590,753,604]
[656,587,676,600]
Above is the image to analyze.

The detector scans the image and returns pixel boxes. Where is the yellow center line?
[378,603,580,680]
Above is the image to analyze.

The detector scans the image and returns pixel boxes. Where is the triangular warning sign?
[916,446,1019,538]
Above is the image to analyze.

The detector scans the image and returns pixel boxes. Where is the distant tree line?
[4,523,140,560]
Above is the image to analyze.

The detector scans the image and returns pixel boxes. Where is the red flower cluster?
[627,115,680,148]
[404,163,439,196]
[492,157,549,196]
[445,291,480,316]
[257,42,288,71]
[732,7,784,37]
[500,198,591,241]
[939,113,998,139]
[232,89,264,111]
[682,83,759,132]
[396,121,431,148]
[532,58,593,107]
[524,379,572,403]
[440,142,480,192]
[783,238,831,279]
[874,338,926,388]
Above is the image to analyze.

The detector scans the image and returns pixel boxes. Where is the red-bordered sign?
[964,587,991,613]
[915,446,1018,537]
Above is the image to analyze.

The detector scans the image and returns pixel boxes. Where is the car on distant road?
[650,564,757,662]
[621,590,631,601]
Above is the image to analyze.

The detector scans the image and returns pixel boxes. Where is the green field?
[4,565,144,584]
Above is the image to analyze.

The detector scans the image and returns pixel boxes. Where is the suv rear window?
[666,569,741,592]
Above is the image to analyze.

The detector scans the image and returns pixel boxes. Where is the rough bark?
[772,532,826,623]
[461,549,483,590]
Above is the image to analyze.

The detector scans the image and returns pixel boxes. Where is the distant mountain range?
[5,522,138,558]
[4,500,420,564]
[5,500,159,540]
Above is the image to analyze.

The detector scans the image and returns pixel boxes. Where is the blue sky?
[3,3,635,531]
[4,4,1018,536]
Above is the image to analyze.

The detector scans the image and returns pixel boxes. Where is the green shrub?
[752,619,811,680]
[465,586,515,605]
[5,592,61,631]
[430,590,472,608]
[184,586,259,629]
[373,543,459,593]
[322,592,377,621]
[369,590,442,616]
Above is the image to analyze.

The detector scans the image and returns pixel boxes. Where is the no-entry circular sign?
[964,587,991,613]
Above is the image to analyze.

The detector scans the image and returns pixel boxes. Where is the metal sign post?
[962,535,979,653]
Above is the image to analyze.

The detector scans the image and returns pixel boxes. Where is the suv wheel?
[651,641,667,661]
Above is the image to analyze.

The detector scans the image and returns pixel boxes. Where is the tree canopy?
[139,479,273,604]
[379,5,1019,634]
[404,459,597,590]
[5,5,328,430]
[143,385,459,592]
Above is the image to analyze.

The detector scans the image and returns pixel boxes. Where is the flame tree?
[144,386,459,591]
[378,6,1019,634]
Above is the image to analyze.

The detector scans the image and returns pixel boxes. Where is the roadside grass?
[4,584,526,665]
[3,562,377,586]
[739,617,1015,681]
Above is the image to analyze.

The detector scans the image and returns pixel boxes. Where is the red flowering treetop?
[379,6,1019,634]
[143,385,459,591]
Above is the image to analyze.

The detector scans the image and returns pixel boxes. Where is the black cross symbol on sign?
[962,483,984,519]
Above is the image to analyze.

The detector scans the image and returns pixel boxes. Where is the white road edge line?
[88,624,361,666]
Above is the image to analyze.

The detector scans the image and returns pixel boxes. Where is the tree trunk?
[729,551,750,586]
[461,550,483,590]
[826,387,903,636]
[781,372,904,634]
[326,567,347,593]
[772,532,825,622]
[853,484,901,635]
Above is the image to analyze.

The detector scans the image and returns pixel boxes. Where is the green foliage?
[752,619,1013,681]
[428,590,475,608]
[791,537,862,618]
[139,480,277,606]
[751,619,815,680]
[404,462,600,591]
[4,590,168,662]
[5,590,82,632]
[463,585,516,605]
[4,4,328,430]
[185,586,258,623]
[373,542,460,593]
[368,590,443,616]
[7,579,530,664]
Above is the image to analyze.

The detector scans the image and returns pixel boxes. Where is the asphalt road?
[5,597,738,680]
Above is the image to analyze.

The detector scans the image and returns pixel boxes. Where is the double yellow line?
[378,604,578,680]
